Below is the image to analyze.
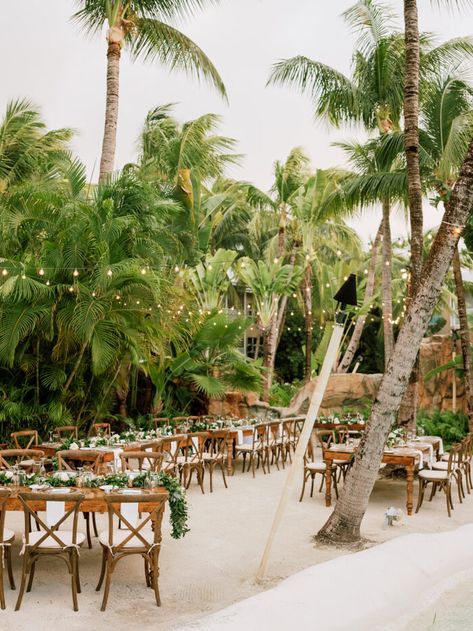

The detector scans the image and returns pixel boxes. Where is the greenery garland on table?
[0,471,189,539]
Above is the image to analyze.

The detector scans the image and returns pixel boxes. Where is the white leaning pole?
[256,275,357,582]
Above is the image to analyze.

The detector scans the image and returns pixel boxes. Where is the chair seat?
[418,469,449,480]
[305,462,326,472]
[432,462,450,471]
[202,452,223,461]
[334,460,350,466]
[235,443,260,452]
[2,528,14,543]
[27,530,85,548]
[99,529,153,549]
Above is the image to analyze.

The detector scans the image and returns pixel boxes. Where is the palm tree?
[73,1,226,182]
[290,169,362,380]
[318,134,473,545]
[0,99,73,191]
[236,257,302,401]
[132,104,241,261]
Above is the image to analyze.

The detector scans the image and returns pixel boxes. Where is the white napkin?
[46,501,65,528]
[243,433,253,445]
[120,502,138,529]
[237,430,243,445]
[191,436,199,452]
[113,448,123,470]
[170,441,177,456]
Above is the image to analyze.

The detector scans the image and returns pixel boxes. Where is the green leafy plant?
[417,410,468,448]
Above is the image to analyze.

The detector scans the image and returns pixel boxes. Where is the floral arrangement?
[317,413,366,425]
[386,427,405,448]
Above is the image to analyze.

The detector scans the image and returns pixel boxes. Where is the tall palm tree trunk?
[99,28,122,182]
[381,200,394,367]
[262,323,276,402]
[303,264,313,381]
[316,135,473,545]
[452,246,473,421]
[338,221,382,373]
[399,0,423,427]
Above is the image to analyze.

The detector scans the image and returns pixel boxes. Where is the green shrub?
[269,381,301,407]
[417,409,468,448]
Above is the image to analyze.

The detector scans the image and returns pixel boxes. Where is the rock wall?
[418,334,465,412]
[209,335,463,418]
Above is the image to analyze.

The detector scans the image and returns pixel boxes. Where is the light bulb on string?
[107,269,113,277]
[1,269,7,276]
[73,269,79,278]
[38,268,45,276]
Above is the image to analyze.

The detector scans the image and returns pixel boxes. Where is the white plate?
[47,487,73,494]
[30,484,50,491]
[117,489,141,495]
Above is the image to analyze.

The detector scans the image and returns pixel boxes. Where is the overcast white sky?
[1,1,471,242]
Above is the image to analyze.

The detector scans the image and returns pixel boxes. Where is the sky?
[1,0,471,242]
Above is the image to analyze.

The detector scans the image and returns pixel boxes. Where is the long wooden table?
[4,485,168,512]
[323,446,422,516]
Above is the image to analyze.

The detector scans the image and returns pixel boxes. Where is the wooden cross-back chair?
[57,450,105,547]
[11,430,38,450]
[152,417,170,430]
[55,425,79,440]
[158,434,186,476]
[266,421,284,472]
[119,450,164,473]
[281,418,298,464]
[315,429,350,481]
[15,491,85,611]
[90,422,111,436]
[96,491,167,611]
[299,435,338,502]
[178,432,208,493]
[234,423,268,477]
[0,489,15,609]
[0,449,45,470]
[416,444,462,518]
[202,429,229,493]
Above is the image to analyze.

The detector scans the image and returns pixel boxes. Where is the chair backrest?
[119,450,164,473]
[0,489,11,543]
[90,422,111,436]
[282,418,296,442]
[447,444,462,475]
[185,432,209,461]
[56,425,79,440]
[0,449,44,469]
[19,491,84,550]
[103,491,167,551]
[152,417,169,430]
[57,449,105,474]
[267,421,282,447]
[253,423,268,446]
[304,436,316,465]
[315,429,335,450]
[160,434,186,466]
[11,430,38,450]
[206,429,229,457]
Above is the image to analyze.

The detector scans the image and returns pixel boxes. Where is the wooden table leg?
[406,464,414,516]
[226,436,234,476]
[325,458,333,507]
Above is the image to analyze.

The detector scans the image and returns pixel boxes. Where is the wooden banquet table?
[323,446,424,516]
[3,485,168,513]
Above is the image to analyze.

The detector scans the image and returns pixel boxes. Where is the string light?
[73,269,79,277]
[38,268,45,276]
[107,269,113,277]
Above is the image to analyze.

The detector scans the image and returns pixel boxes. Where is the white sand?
[6,461,473,630]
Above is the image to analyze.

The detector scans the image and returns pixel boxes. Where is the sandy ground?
[5,454,473,631]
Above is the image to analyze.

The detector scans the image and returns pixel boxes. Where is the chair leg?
[197,466,205,494]
[220,462,228,489]
[15,555,29,611]
[241,453,247,473]
[209,464,214,493]
[100,560,113,612]
[446,482,452,518]
[83,513,92,549]
[92,513,99,537]
[96,547,107,591]
[144,558,151,587]
[26,561,36,593]
[6,547,15,590]
[0,566,5,610]
[71,551,79,612]
[415,479,425,513]
[150,551,161,607]
[310,474,315,498]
